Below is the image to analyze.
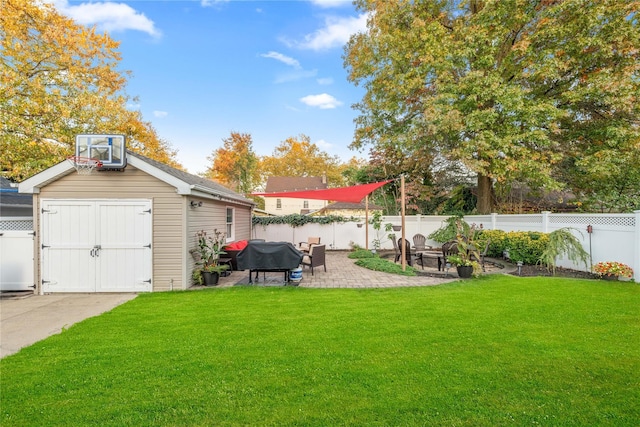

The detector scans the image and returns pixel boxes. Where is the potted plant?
[201,263,230,286]
[445,220,481,278]
[194,229,228,286]
[593,261,634,281]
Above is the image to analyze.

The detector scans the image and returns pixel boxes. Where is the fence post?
[634,210,640,282]
[490,213,497,230]
[541,211,551,233]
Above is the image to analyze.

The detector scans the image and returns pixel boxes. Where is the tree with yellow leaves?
[1,0,179,180]
[258,134,351,188]
[204,132,259,195]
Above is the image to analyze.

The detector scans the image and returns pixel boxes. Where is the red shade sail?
[252,180,392,203]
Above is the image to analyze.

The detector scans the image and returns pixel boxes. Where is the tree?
[204,132,259,195]
[345,0,640,213]
[258,134,350,187]
[1,0,179,180]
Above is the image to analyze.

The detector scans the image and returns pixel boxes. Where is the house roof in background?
[265,176,327,193]
[1,176,33,208]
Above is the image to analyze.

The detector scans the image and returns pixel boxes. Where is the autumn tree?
[1,0,179,181]
[258,134,350,188]
[345,0,640,213]
[204,131,259,195]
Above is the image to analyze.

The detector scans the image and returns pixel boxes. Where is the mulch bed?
[509,264,600,279]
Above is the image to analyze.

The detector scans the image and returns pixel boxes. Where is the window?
[276,199,282,209]
[303,200,309,209]
[226,207,234,241]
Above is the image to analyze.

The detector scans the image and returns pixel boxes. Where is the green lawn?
[1,276,639,426]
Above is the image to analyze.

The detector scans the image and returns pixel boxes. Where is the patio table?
[418,250,444,271]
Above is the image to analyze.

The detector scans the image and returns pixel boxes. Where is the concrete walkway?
[1,293,137,358]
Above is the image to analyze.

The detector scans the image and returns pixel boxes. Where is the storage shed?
[18,152,254,293]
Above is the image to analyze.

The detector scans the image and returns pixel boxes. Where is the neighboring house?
[18,151,255,294]
[313,201,384,217]
[263,176,328,215]
[0,176,33,220]
[1,177,35,292]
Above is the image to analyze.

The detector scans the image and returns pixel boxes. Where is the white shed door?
[41,200,152,293]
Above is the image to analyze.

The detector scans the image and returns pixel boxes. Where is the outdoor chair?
[299,237,321,252]
[301,244,326,275]
[470,239,491,271]
[399,238,424,269]
[412,233,428,251]
[390,233,400,262]
[441,240,459,267]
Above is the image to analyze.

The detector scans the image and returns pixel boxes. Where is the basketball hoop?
[67,156,103,175]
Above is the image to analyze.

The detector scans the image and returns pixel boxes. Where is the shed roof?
[18,151,255,207]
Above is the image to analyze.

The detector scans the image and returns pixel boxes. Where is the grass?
[1,276,639,426]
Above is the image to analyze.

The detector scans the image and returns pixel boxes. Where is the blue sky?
[49,0,369,174]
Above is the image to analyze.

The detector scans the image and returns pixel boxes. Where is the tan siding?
[234,205,252,241]
[185,199,254,285]
[38,166,184,291]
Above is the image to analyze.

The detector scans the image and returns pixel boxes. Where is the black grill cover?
[236,241,304,271]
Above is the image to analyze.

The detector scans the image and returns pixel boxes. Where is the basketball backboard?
[75,134,126,170]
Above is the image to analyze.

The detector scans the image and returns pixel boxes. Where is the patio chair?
[299,237,321,252]
[412,233,428,251]
[470,239,491,272]
[301,244,326,275]
[399,238,424,269]
[441,240,459,267]
[390,233,400,262]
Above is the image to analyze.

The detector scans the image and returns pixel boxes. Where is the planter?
[392,225,402,231]
[456,265,473,279]
[600,274,619,281]
[202,271,220,286]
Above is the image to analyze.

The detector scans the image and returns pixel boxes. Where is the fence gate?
[0,227,35,291]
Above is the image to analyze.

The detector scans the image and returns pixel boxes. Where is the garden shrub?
[504,231,549,265]
[477,229,507,257]
[348,249,377,259]
[477,230,548,265]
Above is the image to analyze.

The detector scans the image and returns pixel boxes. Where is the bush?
[354,257,417,276]
[477,230,549,265]
[348,249,377,259]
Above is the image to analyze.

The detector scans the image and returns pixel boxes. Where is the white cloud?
[201,0,230,8]
[295,13,368,50]
[47,0,160,37]
[274,69,318,84]
[153,111,168,118]
[317,77,334,85]
[260,51,301,69]
[300,93,342,109]
[315,138,333,149]
[310,0,352,8]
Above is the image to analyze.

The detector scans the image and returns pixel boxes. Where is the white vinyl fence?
[252,211,640,282]
[0,217,35,291]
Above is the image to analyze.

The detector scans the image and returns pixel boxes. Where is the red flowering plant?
[593,261,634,279]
